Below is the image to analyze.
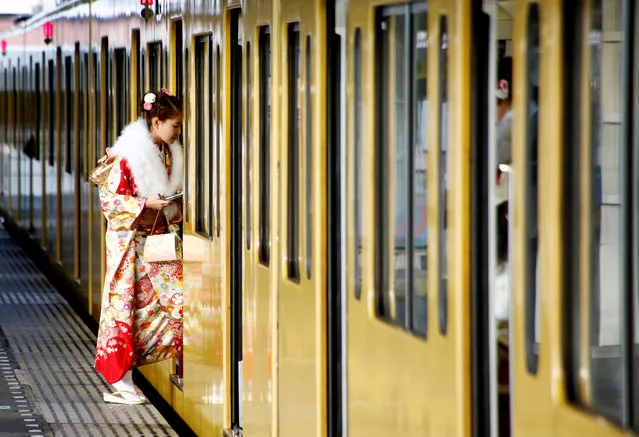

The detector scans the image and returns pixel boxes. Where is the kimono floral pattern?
[95,150,183,384]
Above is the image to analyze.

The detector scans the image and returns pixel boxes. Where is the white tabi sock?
[112,370,140,400]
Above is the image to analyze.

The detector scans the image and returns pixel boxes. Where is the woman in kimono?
[93,89,184,404]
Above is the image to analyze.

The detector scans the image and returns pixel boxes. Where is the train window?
[102,37,112,155]
[587,0,624,423]
[287,23,301,281]
[35,63,41,162]
[207,41,215,234]
[114,48,128,136]
[183,47,189,220]
[148,42,162,91]
[216,45,221,237]
[207,42,217,236]
[93,52,101,162]
[48,60,55,167]
[65,55,73,174]
[81,53,88,179]
[1,69,5,153]
[353,28,362,299]
[140,51,145,102]
[174,21,184,145]
[413,12,428,336]
[132,29,140,111]
[524,3,540,375]
[246,42,252,250]
[172,20,184,106]
[12,67,16,150]
[195,36,209,237]
[375,3,428,335]
[107,57,113,153]
[23,66,29,150]
[305,35,312,279]
[164,50,168,88]
[259,26,271,265]
[438,16,449,335]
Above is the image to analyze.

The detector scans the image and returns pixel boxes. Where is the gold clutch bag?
[90,148,115,187]
[142,211,183,263]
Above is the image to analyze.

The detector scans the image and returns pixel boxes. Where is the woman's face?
[151,116,182,145]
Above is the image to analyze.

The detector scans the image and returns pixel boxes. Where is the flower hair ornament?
[496,79,509,100]
[161,87,170,95]
[143,92,156,111]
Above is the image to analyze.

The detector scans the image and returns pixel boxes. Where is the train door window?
[173,20,184,145]
[76,48,83,177]
[195,36,210,237]
[11,67,16,150]
[259,26,271,265]
[107,57,113,153]
[48,60,55,167]
[172,20,184,103]
[93,52,101,161]
[81,53,88,179]
[375,4,428,335]
[148,42,162,91]
[102,37,112,155]
[586,0,624,423]
[1,69,5,148]
[215,46,221,237]
[353,28,362,299]
[114,49,128,136]
[140,51,145,104]
[164,49,168,89]
[207,41,216,235]
[305,35,312,279]
[287,23,301,281]
[65,55,73,174]
[438,16,449,335]
[245,41,252,249]
[413,12,428,336]
[23,66,28,152]
[183,48,189,219]
[132,29,140,111]
[35,63,41,162]
[524,4,540,374]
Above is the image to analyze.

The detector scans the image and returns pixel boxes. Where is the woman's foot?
[103,390,147,405]
[106,370,146,404]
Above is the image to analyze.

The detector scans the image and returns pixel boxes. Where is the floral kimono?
[94,119,184,384]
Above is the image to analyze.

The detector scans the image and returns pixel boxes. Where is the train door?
[168,18,184,385]
[240,4,275,434]
[345,0,476,435]
[510,1,637,437]
[276,0,330,434]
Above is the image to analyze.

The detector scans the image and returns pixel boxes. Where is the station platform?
[0,224,178,436]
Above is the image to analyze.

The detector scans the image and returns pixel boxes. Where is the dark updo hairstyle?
[140,90,183,130]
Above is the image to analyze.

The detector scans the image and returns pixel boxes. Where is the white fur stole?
[109,119,183,219]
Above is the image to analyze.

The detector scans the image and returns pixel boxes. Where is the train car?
[1,0,639,436]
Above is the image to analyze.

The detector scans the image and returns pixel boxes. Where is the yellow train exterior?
[0,0,638,436]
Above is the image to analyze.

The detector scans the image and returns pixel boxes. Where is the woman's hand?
[146,195,172,211]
